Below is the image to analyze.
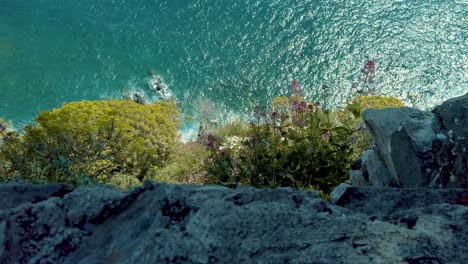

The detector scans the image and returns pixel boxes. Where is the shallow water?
[0,0,466,134]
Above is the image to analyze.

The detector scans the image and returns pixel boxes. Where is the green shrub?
[205,96,354,195]
[345,95,404,118]
[150,142,209,184]
[0,119,22,181]
[211,119,251,141]
[204,94,404,197]
[0,100,179,186]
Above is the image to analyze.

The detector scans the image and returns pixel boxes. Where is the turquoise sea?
[0,0,466,138]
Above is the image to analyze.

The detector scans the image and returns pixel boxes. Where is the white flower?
[219,146,228,151]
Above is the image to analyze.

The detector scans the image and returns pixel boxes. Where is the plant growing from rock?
[205,90,405,197]
[205,94,354,195]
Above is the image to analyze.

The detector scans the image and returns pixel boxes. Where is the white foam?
[147,74,172,99]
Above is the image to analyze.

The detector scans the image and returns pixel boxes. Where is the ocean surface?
[0,0,466,139]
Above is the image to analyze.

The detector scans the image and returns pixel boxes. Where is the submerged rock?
[0,181,467,263]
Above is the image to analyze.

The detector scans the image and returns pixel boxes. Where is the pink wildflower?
[290,80,301,94]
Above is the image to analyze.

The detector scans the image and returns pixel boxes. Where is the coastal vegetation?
[0,93,403,199]
[0,100,179,186]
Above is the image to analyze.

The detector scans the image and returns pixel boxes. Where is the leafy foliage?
[204,94,404,198]
[205,96,354,196]
[1,92,404,196]
[0,119,22,181]
[150,142,209,184]
[0,100,179,186]
[210,119,251,142]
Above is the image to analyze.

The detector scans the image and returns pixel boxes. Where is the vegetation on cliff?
[0,94,403,198]
[0,100,179,186]
[203,94,404,198]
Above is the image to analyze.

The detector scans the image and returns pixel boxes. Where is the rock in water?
[147,74,172,99]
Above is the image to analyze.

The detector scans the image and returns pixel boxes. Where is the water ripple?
[0,0,466,124]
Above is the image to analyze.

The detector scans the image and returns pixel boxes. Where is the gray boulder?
[433,92,468,142]
[364,150,396,187]
[330,184,468,263]
[357,92,468,189]
[349,169,367,186]
[1,181,467,263]
[362,107,437,188]
[350,150,396,187]
[330,184,468,216]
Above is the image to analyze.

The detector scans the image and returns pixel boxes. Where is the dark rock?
[349,157,362,170]
[364,150,394,187]
[390,112,437,187]
[432,92,468,188]
[349,150,397,187]
[331,185,468,262]
[329,183,351,204]
[362,107,437,188]
[356,93,467,188]
[349,169,368,186]
[330,184,468,216]
[0,182,467,263]
[0,182,73,210]
[433,92,468,142]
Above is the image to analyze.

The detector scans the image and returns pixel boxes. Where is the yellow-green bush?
[0,99,179,186]
[345,95,404,118]
[0,119,21,181]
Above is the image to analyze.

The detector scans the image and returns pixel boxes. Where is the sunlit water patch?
[0,0,466,137]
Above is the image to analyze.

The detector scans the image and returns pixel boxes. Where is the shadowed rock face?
[433,94,468,188]
[353,92,468,189]
[0,182,467,264]
[0,182,73,210]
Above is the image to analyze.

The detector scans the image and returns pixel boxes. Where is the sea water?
[0,0,466,139]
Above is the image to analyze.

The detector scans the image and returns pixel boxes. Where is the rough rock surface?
[0,182,73,210]
[352,92,468,188]
[1,181,467,264]
[432,93,468,188]
[350,150,397,187]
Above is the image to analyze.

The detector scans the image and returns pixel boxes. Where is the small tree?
[0,100,179,186]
